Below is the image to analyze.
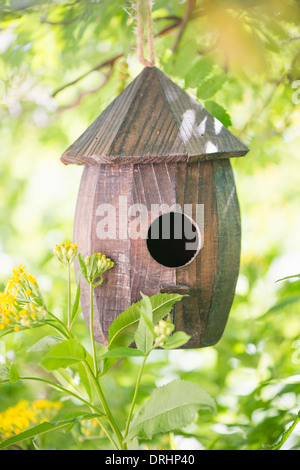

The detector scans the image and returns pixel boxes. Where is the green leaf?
[270,412,300,450]
[0,413,102,450]
[101,347,145,359]
[77,363,93,402]
[9,364,20,383]
[197,74,227,100]
[71,278,81,326]
[259,296,300,320]
[185,57,214,88]
[204,101,232,128]
[78,253,88,282]
[108,293,185,351]
[276,274,300,282]
[134,294,154,354]
[162,331,191,350]
[0,364,10,384]
[41,339,86,371]
[27,335,64,354]
[126,380,216,441]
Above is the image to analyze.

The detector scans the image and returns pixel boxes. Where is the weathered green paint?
[201,159,241,346]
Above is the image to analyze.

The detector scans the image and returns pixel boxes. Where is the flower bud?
[54,241,78,267]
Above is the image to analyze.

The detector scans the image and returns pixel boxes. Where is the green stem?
[89,282,97,376]
[271,412,300,450]
[19,376,103,415]
[43,320,70,340]
[19,375,119,448]
[67,263,71,328]
[83,359,125,450]
[94,417,119,450]
[124,354,148,440]
[46,310,72,339]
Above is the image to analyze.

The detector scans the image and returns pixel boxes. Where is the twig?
[237,50,300,138]
[52,9,205,101]
[57,65,113,113]
[52,54,123,97]
[172,0,196,53]
[41,13,85,26]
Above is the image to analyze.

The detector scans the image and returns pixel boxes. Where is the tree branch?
[172,0,196,53]
[57,65,114,113]
[51,9,206,100]
[52,53,123,97]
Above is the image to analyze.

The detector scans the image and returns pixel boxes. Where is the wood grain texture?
[201,159,241,346]
[174,161,218,348]
[73,160,240,348]
[61,67,248,165]
[129,163,177,303]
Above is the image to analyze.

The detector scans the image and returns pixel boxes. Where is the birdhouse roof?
[60,66,249,165]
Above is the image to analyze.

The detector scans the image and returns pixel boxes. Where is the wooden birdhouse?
[60,66,249,348]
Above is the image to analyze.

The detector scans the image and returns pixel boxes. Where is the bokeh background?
[1,0,300,449]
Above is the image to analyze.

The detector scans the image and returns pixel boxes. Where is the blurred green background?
[1,0,300,450]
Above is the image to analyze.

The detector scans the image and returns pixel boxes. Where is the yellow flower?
[5,265,27,292]
[54,240,77,267]
[33,399,62,411]
[0,399,63,441]
[26,274,36,285]
[2,316,11,324]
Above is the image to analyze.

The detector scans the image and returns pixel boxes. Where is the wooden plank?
[130,163,176,303]
[201,159,241,346]
[90,164,133,343]
[61,67,248,165]
[175,162,201,347]
[197,161,218,342]
[72,165,107,343]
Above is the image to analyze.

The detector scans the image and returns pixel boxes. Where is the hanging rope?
[136,0,155,67]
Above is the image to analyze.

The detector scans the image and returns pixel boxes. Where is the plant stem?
[18,375,119,449]
[43,320,70,340]
[124,354,148,440]
[94,417,119,450]
[46,310,72,339]
[67,263,72,328]
[19,376,103,415]
[83,359,125,450]
[89,282,97,376]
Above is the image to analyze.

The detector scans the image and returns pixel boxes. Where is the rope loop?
[137,0,155,67]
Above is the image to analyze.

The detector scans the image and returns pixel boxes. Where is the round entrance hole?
[146,212,200,268]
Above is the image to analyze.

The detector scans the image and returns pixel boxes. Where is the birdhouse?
[60,66,249,348]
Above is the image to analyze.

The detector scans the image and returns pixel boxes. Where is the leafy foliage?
[126,380,216,441]
[0,0,300,451]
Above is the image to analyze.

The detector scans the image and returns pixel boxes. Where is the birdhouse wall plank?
[129,163,177,302]
[201,159,241,346]
[174,161,219,347]
[73,158,240,348]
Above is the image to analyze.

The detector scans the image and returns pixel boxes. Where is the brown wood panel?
[73,165,105,342]
[197,161,218,341]
[175,162,201,346]
[61,67,248,165]
[90,164,133,342]
[201,159,241,346]
[130,163,176,303]
[173,161,219,348]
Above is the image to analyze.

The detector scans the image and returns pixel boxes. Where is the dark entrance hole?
[146,212,200,268]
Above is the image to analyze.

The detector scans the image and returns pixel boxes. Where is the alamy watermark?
[95,197,204,251]
[292,80,300,105]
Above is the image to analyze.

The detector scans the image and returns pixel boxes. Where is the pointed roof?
[60,67,249,165]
